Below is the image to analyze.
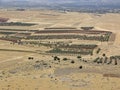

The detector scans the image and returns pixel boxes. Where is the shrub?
[54,56,60,61]
[28,57,34,60]
[77,56,81,59]
[71,60,75,64]
[96,48,101,54]
[63,58,68,61]
[102,53,106,57]
[79,66,83,69]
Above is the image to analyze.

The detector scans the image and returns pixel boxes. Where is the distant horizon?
[0,0,120,9]
[0,0,120,5]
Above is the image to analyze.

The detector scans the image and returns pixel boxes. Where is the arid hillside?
[0,9,120,90]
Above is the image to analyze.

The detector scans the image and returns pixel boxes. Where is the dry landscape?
[0,9,120,90]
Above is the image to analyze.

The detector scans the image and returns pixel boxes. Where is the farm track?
[0,28,39,32]
[0,48,91,56]
[0,49,37,53]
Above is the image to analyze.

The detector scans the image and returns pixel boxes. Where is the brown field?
[0,9,120,90]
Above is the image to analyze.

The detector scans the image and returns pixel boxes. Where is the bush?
[63,58,68,61]
[54,56,60,61]
[102,53,106,57]
[96,48,101,54]
[28,57,34,60]
[71,60,75,64]
[79,66,83,69]
[77,56,81,59]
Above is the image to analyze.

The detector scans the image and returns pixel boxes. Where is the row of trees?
[0,22,36,26]
[93,54,120,65]
[26,34,111,42]
[52,54,119,66]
